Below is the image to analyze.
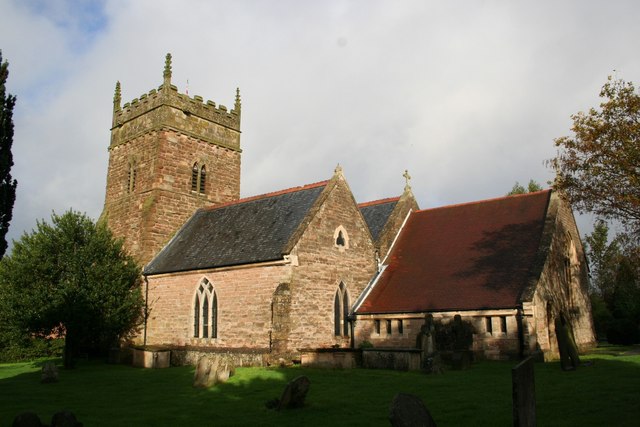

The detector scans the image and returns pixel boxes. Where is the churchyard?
[1,346,639,426]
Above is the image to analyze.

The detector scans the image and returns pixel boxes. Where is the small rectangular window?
[374,319,380,334]
[386,319,392,335]
[397,319,404,334]
[500,316,507,334]
[486,317,493,335]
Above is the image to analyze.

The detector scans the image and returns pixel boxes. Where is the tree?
[550,76,640,233]
[0,51,17,258]
[507,179,543,195]
[584,220,640,343]
[0,210,143,368]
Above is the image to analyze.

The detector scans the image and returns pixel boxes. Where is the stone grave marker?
[41,361,59,383]
[512,357,536,427]
[389,393,437,427]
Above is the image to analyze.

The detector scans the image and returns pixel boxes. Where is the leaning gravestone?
[193,356,235,388]
[389,393,437,427]
[273,375,311,410]
[555,315,580,371]
[41,361,59,383]
[512,357,536,427]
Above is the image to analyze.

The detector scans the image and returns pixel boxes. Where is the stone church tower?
[101,54,242,264]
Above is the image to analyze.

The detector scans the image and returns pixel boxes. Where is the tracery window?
[193,278,217,339]
[334,282,350,336]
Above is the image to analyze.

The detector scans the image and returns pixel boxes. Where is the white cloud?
[2,0,640,248]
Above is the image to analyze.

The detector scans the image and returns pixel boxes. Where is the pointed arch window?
[191,163,199,192]
[334,282,350,336]
[127,161,137,193]
[193,278,218,339]
[191,162,207,195]
[333,226,349,252]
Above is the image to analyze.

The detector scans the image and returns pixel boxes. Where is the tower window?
[193,278,218,339]
[191,162,207,194]
[127,162,137,193]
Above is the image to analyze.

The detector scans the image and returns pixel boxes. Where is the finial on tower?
[163,53,172,86]
[403,169,412,192]
[113,81,121,112]
[234,87,242,112]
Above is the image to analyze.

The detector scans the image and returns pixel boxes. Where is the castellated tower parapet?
[102,53,242,265]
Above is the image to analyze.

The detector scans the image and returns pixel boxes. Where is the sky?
[1,0,639,250]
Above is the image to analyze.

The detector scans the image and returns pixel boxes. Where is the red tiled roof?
[357,190,552,313]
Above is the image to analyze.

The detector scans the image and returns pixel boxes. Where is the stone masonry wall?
[144,264,293,349]
[103,124,240,265]
[377,189,419,259]
[287,176,378,352]
[529,194,596,359]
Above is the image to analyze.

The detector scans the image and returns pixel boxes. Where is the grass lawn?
[1,348,639,426]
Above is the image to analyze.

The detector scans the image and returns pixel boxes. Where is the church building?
[101,55,595,366]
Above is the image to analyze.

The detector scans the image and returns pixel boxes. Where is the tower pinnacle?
[113,81,121,112]
[163,53,172,86]
[234,87,242,112]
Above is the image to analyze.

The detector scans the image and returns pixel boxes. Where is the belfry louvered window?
[191,162,207,195]
[127,162,137,193]
[334,282,350,336]
[193,278,218,339]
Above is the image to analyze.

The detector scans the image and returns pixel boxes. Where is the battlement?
[111,53,241,136]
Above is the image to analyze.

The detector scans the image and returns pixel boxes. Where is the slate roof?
[356,190,552,314]
[359,198,400,241]
[144,181,328,275]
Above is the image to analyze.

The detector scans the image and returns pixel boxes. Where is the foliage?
[551,76,640,232]
[507,179,543,195]
[584,220,640,343]
[434,315,475,351]
[0,51,17,258]
[2,351,640,426]
[0,210,143,368]
[0,336,63,363]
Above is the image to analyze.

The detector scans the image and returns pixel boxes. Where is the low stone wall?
[128,345,270,367]
[300,348,361,369]
[362,348,421,371]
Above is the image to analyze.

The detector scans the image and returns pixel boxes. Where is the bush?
[0,336,64,363]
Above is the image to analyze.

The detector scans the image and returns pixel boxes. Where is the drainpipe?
[143,274,149,346]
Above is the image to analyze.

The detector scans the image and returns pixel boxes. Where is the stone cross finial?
[113,81,121,112]
[234,87,242,112]
[334,164,343,176]
[403,169,412,191]
[163,53,172,86]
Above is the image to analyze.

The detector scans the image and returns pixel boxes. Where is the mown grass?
[1,348,639,426]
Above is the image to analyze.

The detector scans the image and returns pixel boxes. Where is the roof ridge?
[416,189,552,214]
[201,180,329,212]
[358,196,401,208]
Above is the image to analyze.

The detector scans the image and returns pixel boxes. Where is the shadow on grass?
[1,355,639,426]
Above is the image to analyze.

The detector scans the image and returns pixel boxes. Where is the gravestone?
[389,393,437,427]
[268,375,310,410]
[50,410,83,427]
[193,356,235,388]
[555,315,580,371]
[41,361,59,383]
[512,357,536,427]
[12,412,43,427]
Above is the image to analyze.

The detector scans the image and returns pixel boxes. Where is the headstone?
[389,393,437,427]
[276,375,311,410]
[555,315,580,371]
[512,357,536,427]
[41,361,59,383]
[193,356,235,388]
[12,412,43,427]
[50,410,83,427]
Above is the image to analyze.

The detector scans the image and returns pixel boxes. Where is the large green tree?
[0,51,17,258]
[0,210,143,367]
[551,76,640,232]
